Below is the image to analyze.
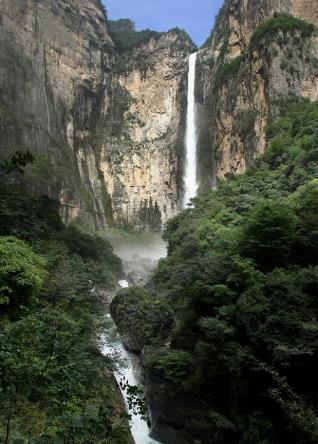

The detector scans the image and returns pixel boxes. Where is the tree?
[294,180,318,263]
[0,151,34,176]
[241,200,297,269]
[0,236,46,314]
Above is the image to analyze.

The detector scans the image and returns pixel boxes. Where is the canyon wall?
[196,0,318,187]
[100,30,194,230]
[0,0,114,227]
[0,0,193,230]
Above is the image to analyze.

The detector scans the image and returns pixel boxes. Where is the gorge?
[1,0,318,443]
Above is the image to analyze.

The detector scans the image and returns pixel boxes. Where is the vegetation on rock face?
[213,54,245,92]
[213,13,316,92]
[249,12,316,50]
[109,19,162,53]
[117,100,318,443]
[202,3,229,48]
[0,175,130,443]
[111,286,174,351]
[109,19,194,56]
[0,151,34,177]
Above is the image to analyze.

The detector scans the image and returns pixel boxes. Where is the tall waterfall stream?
[103,52,199,443]
[183,52,198,207]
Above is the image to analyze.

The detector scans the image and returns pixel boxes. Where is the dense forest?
[0,167,133,442]
[112,99,318,443]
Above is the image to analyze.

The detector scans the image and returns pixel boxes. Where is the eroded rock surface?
[0,1,194,230]
[196,0,318,187]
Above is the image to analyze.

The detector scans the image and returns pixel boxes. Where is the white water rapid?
[103,234,166,444]
[183,52,198,208]
[104,280,160,444]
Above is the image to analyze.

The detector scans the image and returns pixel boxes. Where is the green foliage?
[0,236,46,312]
[145,349,193,385]
[0,185,63,241]
[0,183,128,443]
[235,109,256,144]
[202,3,229,48]
[241,200,298,269]
[213,14,316,92]
[111,286,174,348]
[0,151,34,176]
[213,55,245,91]
[145,100,318,443]
[109,19,161,53]
[250,13,316,50]
[58,225,121,274]
[293,180,318,263]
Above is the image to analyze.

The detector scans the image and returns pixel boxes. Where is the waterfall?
[183,52,198,208]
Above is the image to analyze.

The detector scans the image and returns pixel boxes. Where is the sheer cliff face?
[100,33,193,230]
[0,0,192,230]
[196,0,318,184]
[0,0,114,227]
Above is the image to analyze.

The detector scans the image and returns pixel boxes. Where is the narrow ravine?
[104,282,160,444]
[103,234,166,444]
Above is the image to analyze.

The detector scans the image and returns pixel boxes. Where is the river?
[103,233,166,444]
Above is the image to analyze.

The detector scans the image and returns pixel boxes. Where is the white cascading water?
[183,52,198,208]
[103,234,167,444]
[103,293,160,444]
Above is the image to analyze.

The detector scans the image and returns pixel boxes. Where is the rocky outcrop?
[0,1,194,230]
[145,366,204,444]
[196,0,318,187]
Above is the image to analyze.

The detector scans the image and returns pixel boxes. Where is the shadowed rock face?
[196,0,318,189]
[0,0,114,228]
[0,0,194,230]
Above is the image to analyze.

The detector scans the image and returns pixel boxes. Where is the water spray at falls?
[183,52,198,208]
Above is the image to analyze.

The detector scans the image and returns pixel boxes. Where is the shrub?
[145,349,193,384]
[146,100,318,443]
[0,236,46,312]
[109,19,161,53]
[213,55,245,91]
[249,13,316,50]
[241,200,298,269]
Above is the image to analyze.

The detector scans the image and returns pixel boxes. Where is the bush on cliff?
[250,13,316,50]
[109,19,161,53]
[111,286,174,351]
